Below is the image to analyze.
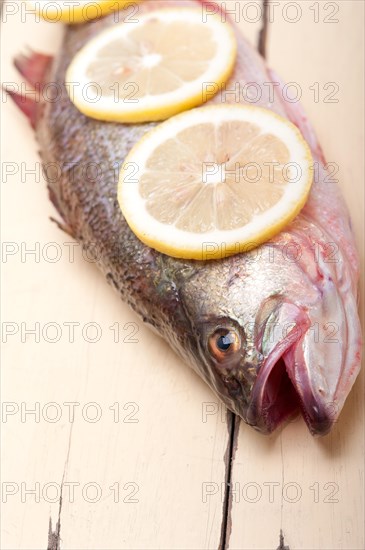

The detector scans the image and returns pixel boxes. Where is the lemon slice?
[118,105,313,260]
[24,0,137,24]
[65,8,237,123]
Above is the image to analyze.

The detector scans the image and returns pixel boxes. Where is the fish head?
[178,239,360,435]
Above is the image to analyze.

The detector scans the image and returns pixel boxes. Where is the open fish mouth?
[247,305,334,436]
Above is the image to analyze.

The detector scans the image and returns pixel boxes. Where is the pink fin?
[14,50,53,89]
[50,217,75,238]
[268,68,325,164]
[4,87,37,129]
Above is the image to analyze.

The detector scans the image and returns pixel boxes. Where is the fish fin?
[267,68,325,163]
[5,50,52,128]
[3,86,38,129]
[50,217,75,239]
[47,187,76,238]
[14,49,53,89]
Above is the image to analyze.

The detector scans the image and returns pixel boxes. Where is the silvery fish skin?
[14,0,362,434]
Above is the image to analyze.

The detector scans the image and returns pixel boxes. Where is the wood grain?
[228,2,364,549]
[1,7,232,549]
[1,1,363,549]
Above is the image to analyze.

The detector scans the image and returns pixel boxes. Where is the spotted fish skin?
[16,0,361,434]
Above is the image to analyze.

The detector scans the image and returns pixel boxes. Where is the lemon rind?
[118,105,314,261]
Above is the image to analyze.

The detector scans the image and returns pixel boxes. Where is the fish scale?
[10,0,362,435]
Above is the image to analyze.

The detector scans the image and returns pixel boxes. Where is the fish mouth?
[247,306,333,436]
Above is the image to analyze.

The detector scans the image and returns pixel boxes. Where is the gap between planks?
[217,3,289,550]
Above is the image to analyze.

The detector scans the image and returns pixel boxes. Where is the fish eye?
[208,328,241,361]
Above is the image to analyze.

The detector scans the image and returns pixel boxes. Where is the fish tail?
[4,50,53,128]
[14,50,53,90]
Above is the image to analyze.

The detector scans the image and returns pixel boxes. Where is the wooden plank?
[228,2,364,549]
[0,5,234,549]
[2,2,363,549]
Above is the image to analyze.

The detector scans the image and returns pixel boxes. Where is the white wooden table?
[1,1,364,549]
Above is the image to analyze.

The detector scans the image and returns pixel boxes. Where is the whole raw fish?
[9,0,362,435]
